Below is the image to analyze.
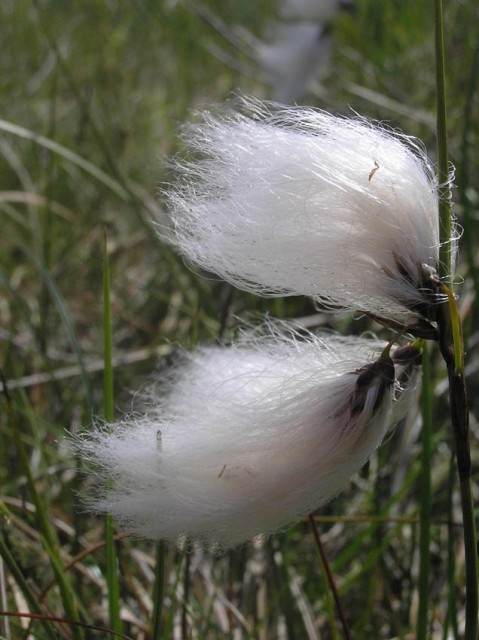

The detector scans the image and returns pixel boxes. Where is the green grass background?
[0,1,478,638]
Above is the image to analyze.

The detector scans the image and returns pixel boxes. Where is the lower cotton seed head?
[76,325,401,548]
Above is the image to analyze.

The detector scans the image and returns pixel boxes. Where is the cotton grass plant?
[0,1,478,639]
[81,94,455,549]
[81,27,477,637]
[82,86,475,640]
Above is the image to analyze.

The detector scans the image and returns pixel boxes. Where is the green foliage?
[0,0,477,638]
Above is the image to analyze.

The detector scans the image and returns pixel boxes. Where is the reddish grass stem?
[308,514,352,640]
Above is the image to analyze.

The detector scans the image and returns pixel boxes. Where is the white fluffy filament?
[78,326,400,548]
[165,96,457,323]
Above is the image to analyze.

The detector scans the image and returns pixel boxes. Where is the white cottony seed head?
[164,96,457,325]
[77,324,404,548]
[255,24,331,103]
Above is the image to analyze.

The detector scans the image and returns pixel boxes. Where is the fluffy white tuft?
[255,24,331,103]
[164,96,457,323]
[77,325,402,548]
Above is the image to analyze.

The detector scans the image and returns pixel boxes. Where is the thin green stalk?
[417,344,432,639]
[434,0,452,278]
[444,456,460,640]
[437,291,478,640]
[434,4,478,638]
[103,230,123,635]
[270,542,303,639]
[181,552,191,639]
[151,541,166,639]
[459,28,479,322]
[457,462,478,640]
[103,230,114,424]
[0,557,9,639]
[441,285,464,373]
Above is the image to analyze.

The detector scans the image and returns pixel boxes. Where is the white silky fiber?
[165,96,457,324]
[77,325,407,548]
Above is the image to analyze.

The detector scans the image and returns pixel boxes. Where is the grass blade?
[308,515,345,640]
[103,229,123,635]
[0,119,128,200]
[151,541,166,639]
[434,0,452,279]
[417,344,432,639]
[444,456,460,640]
[434,4,478,638]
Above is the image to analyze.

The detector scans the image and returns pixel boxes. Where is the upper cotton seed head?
[164,95,458,324]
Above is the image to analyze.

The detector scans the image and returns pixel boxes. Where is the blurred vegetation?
[0,0,477,638]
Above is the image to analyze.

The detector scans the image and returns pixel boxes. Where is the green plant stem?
[181,552,191,639]
[103,230,123,635]
[434,0,452,278]
[457,464,478,640]
[151,541,166,639]
[437,293,478,640]
[103,231,114,422]
[417,344,432,639]
[434,4,477,637]
[444,456,460,640]
[459,28,479,322]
